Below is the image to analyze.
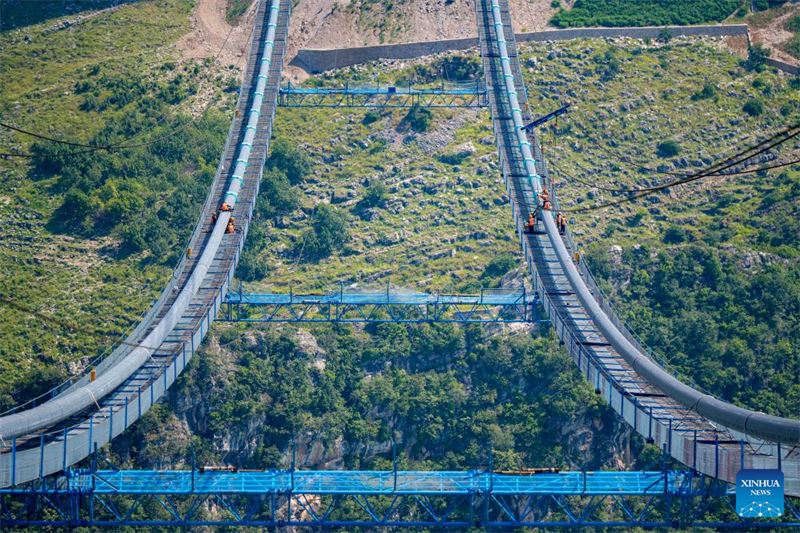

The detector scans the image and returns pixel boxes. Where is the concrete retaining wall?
[291,24,749,73]
[766,57,799,76]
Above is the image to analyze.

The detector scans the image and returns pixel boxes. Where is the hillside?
[0,0,798,498]
[122,36,798,475]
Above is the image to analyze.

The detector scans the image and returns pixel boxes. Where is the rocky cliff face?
[127,320,640,474]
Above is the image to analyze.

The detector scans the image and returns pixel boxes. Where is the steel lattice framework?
[2,469,799,528]
[220,287,543,323]
[278,80,488,107]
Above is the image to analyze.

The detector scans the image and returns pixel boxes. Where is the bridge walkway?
[0,0,292,487]
[474,0,796,493]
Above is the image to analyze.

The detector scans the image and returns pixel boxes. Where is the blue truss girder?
[278,81,488,108]
[3,469,800,528]
[221,290,543,323]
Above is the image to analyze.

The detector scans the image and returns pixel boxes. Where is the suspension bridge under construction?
[1,0,799,528]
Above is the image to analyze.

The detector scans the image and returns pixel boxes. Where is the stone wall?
[765,58,799,76]
[291,24,750,73]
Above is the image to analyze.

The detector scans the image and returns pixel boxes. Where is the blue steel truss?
[278,80,488,107]
[2,469,799,528]
[220,286,544,323]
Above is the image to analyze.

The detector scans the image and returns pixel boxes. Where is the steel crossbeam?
[220,288,544,323]
[278,81,488,108]
[3,469,799,528]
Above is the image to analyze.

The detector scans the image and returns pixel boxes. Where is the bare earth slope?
[176,0,556,75]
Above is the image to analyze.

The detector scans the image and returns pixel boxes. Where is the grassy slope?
[519,37,799,414]
[0,0,235,397]
[250,104,517,292]
[525,38,799,243]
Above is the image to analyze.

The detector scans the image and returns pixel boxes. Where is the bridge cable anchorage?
[0,0,291,486]
[476,0,799,491]
[0,14,245,157]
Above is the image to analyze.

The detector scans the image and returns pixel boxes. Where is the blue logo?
[736,469,784,518]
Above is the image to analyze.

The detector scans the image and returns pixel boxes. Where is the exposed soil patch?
[176,0,257,66]
[750,6,800,66]
[284,0,555,79]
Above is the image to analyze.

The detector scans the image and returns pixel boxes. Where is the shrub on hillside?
[742,99,764,117]
[744,43,770,72]
[691,82,718,101]
[550,0,740,28]
[295,204,350,260]
[405,105,434,133]
[356,182,389,211]
[256,169,302,222]
[657,140,681,158]
[267,138,312,184]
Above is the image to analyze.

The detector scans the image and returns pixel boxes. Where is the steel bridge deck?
[3,469,799,528]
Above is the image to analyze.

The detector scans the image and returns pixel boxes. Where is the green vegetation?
[225,0,251,23]
[34,112,226,259]
[745,43,771,72]
[481,253,516,281]
[742,98,764,116]
[787,13,800,32]
[0,0,223,394]
[255,168,303,222]
[656,140,681,158]
[551,0,741,28]
[786,35,800,60]
[146,321,608,474]
[523,36,799,418]
[691,82,719,101]
[397,54,482,84]
[362,110,381,125]
[355,181,389,212]
[266,137,313,184]
[584,204,800,417]
[404,104,434,132]
[295,204,351,260]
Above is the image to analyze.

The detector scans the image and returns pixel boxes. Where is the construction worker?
[556,212,563,234]
[226,217,235,234]
[559,212,566,234]
[211,211,218,225]
[220,202,232,212]
[538,188,549,203]
[526,212,535,234]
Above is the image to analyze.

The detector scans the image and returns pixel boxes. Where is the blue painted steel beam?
[3,469,800,528]
[220,289,545,323]
[56,469,676,496]
[278,80,488,108]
